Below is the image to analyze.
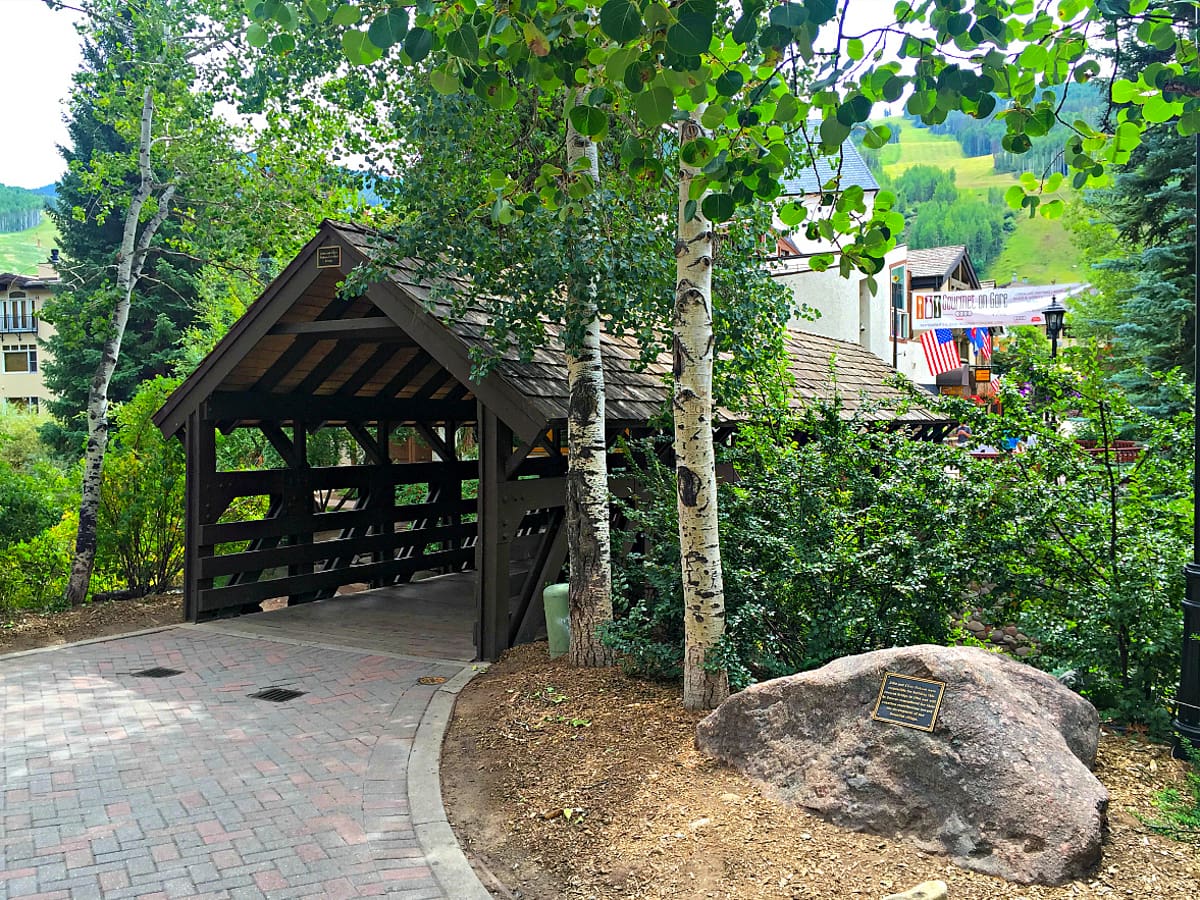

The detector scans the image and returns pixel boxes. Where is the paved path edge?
[0,624,182,661]
[410,662,494,900]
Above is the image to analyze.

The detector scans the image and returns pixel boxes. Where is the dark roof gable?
[155,221,940,441]
[782,139,879,196]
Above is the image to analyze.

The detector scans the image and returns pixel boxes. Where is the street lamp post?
[1175,125,1200,759]
[1043,296,1066,359]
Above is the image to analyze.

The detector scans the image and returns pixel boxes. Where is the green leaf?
[701,192,735,222]
[342,30,382,65]
[715,71,743,97]
[446,23,480,62]
[367,10,409,49]
[700,102,728,129]
[680,136,717,166]
[476,73,517,109]
[683,198,698,221]
[1003,184,1024,210]
[819,116,851,149]
[430,66,460,95]
[569,104,608,139]
[269,32,295,53]
[246,23,270,48]
[779,201,805,226]
[403,27,434,63]
[600,0,644,42]
[847,37,864,60]
[773,93,799,122]
[304,0,328,23]
[667,2,715,56]
[331,3,360,27]
[634,86,674,129]
[768,3,806,28]
[732,10,758,45]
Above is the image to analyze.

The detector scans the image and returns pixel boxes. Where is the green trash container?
[542,583,570,658]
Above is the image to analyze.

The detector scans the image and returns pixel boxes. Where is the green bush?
[605,348,1192,733]
[605,399,1001,690]
[0,511,77,617]
[0,461,61,547]
[96,378,185,595]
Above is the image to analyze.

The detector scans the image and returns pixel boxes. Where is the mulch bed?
[0,592,184,656]
[442,643,1200,900]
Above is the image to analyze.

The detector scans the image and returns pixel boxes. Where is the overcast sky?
[0,0,910,191]
[0,0,82,188]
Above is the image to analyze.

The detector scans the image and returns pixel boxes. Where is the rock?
[989,628,1006,643]
[966,620,985,633]
[695,645,1107,885]
[882,881,949,900]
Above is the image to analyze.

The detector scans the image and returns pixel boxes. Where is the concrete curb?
[409,662,493,900]
[0,624,182,662]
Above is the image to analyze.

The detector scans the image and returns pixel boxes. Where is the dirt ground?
[0,592,185,655]
[442,644,1200,900]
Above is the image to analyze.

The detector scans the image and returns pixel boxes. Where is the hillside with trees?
[0,183,45,234]
[860,119,1083,284]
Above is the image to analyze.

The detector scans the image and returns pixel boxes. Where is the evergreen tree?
[41,22,197,455]
[1073,31,1196,414]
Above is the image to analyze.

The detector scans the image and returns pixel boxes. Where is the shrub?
[0,511,77,617]
[96,378,185,596]
[605,348,1192,733]
[605,398,1002,690]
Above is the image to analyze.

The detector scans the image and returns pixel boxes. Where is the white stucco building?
[773,142,988,394]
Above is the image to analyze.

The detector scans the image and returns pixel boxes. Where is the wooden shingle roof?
[155,221,941,442]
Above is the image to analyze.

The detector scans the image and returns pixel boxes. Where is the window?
[1,396,38,413]
[889,265,910,340]
[2,345,37,373]
[1,293,36,333]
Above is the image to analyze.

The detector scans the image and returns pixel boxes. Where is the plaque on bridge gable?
[316,245,342,268]
[871,672,946,732]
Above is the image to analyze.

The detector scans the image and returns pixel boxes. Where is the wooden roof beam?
[294,342,358,396]
[208,391,476,425]
[268,317,413,343]
[379,350,433,399]
[338,344,400,397]
[253,335,324,393]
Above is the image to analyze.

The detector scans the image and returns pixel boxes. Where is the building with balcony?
[1,269,57,413]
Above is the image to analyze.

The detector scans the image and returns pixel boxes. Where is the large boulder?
[695,645,1108,885]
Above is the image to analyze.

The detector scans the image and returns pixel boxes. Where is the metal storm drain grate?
[249,687,306,703]
[132,667,183,678]
[417,676,447,685]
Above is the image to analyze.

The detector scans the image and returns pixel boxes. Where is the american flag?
[968,327,992,360]
[919,328,963,376]
[990,375,1002,394]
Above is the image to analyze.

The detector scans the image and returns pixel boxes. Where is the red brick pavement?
[0,627,464,898]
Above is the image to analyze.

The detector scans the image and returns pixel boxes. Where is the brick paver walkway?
[0,626,467,898]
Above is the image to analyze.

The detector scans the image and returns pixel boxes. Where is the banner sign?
[913,283,1087,330]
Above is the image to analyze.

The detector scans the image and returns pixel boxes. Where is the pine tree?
[41,20,197,455]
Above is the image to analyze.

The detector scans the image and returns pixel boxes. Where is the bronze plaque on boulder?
[316,245,342,268]
[872,672,946,732]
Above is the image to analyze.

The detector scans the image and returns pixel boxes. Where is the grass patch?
[988,208,1082,285]
[0,216,58,275]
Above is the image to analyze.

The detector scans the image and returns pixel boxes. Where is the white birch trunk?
[675,109,729,710]
[563,97,614,666]
[66,86,174,605]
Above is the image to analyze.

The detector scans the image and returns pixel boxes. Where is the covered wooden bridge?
[154,221,946,661]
